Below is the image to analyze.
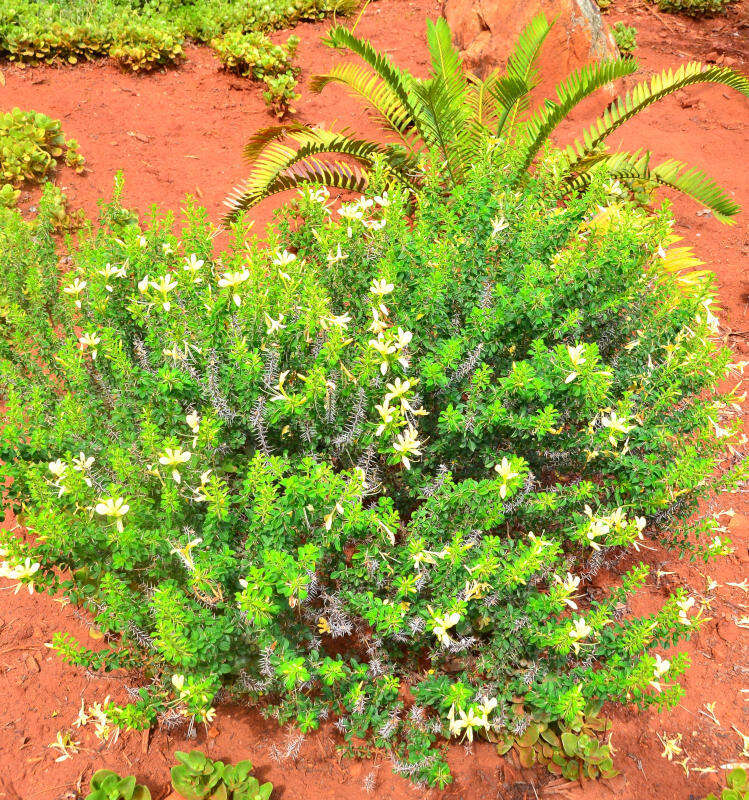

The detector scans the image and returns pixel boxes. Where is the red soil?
[1,1,748,798]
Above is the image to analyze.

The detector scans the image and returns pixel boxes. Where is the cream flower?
[48,459,68,479]
[265,313,286,336]
[63,278,87,308]
[392,424,422,470]
[218,270,250,307]
[493,457,519,498]
[568,617,592,653]
[150,273,178,311]
[79,332,101,360]
[430,608,461,646]
[159,447,192,483]
[95,497,130,532]
[369,278,394,297]
[565,344,587,383]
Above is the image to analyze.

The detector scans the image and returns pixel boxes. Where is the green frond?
[310,63,415,143]
[426,17,468,100]
[515,58,639,175]
[495,12,552,137]
[226,126,421,221]
[242,122,308,165]
[563,150,741,223]
[565,63,749,165]
[505,12,551,89]
[224,161,370,223]
[323,25,423,137]
[411,76,473,188]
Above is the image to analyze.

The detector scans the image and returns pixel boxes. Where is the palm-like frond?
[225,126,420,221]
[563,149,741,223]
[516,58,639,175]
[310,63,416,144]
[657,238,713,295]
[564,63,749,166]
[224,162,370,222]
[323,24,424,138]
[493,13,551,137]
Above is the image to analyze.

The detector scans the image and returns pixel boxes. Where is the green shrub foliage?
[0,0,356,111]
[0,107,84,188]
[0,152,744,785]
[212,31,300,117]
[654,0,734,15]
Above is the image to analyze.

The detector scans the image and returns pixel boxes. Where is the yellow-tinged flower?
[369,278,394,297]
[159,447,191,483]
[218,269,250,306]
[79,332,101,360]
[493,457,519,498]
[429,607,461,646]
[186,411,200,435]
[565,344,586,383]
[184,253,204,282]
[95,497,130,532]
[48,459,68,479]
[63,277,87,308]
[392,424,422,469]
[150,273,178,311]
[265,313,286,336]
[676,596,695,626]
[568,617,592,653]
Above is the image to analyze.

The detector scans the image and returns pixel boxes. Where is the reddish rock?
[443,0,619,90]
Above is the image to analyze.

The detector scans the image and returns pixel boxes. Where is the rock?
[443,0,619,91]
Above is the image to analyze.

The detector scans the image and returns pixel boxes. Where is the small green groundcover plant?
[612,22,637,58]
[704,767,749,800]
[171,751,273,800]
[84,755,272,800]
[2,135,745,785]
[0,107,84,208]
[653,0,735,15]
[211,32,300,118]
[0,0,356,113]
[85,769,151,800]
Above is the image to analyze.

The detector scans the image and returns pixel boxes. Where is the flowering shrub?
[1,150,744,786]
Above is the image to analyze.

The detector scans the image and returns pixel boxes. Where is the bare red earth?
[0,1,747,798]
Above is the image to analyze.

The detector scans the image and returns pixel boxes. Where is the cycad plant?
[224,15,748,222]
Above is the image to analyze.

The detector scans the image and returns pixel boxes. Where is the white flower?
[554,572,581,609]
[78,332,101,360]
[265,313,286,336]
[159,448,191,483]
[150,273,178,311]
[568,617,592,653]
[183,254,204,282]
[374,192,390,207]
[490,216,508,237]
[601,411,634,445]
[95,497,130,532]
[72,452,95,486]
[369,278,394,297]
[186,411,200,435]
[63,278,87,308]
[375,401,397,436]
[218,270,250,307]
[137,235,148,248]
[493,457,519,498]
[161,242,174,255]
[676,596,695,626]
[48,459,68,479]
[448,704,486,742]
[320,312,351,331]
[326,244,347,265]
[565,344,587,383]
[138,274,150,293]
[392,424,422,469]
[273,249,296,267]
[430,608,461,646]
